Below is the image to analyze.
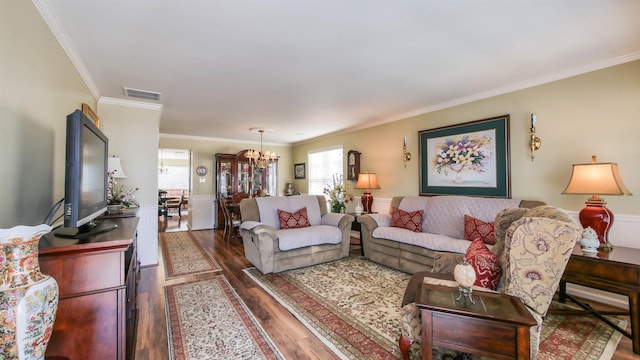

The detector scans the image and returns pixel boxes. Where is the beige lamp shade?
[108,157,128,178]
[355,173,381,190]
[562,162,631,197]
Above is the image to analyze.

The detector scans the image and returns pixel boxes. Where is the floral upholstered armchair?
[399,205,582,360]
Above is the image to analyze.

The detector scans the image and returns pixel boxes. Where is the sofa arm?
[320,213,354,228]
[239,221,280,274]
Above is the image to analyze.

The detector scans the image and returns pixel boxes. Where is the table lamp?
[355,172,380,213]
[562,155,632,250]
[108,156,128,178]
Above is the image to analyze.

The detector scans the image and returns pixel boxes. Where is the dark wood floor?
[134,215,638,359]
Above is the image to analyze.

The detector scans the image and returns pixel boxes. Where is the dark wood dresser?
[39,216,140,360]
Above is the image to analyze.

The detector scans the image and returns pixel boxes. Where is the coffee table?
[416,283,536,360]
[559,244,640,354]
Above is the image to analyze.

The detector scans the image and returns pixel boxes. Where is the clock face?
[196,166,207,176]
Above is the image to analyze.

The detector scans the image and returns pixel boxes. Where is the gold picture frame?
[81,103,100,128]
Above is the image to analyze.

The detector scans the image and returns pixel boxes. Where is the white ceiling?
[36,0,640,145]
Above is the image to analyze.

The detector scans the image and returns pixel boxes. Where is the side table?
[416,283,536,360]
[348,212,376,256]
[558,244,640,354]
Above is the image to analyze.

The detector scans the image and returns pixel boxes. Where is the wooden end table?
[416,283,536,360]
[558,244,640,354]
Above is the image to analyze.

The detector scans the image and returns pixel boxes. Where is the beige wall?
[159,136,293,197]
[97,99,161,207]
[0,1,95,227]
[293,60,640,216]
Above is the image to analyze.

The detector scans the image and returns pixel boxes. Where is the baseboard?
[566,284,629,310]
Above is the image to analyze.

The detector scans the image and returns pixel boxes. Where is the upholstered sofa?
[239,195,354,274]
[358,195,545,274]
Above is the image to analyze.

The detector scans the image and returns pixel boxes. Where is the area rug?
[160,231,221,279]
[244,257,626,360]
[164,275,284,360]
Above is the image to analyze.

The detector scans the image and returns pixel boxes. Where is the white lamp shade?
[355,173,381,190]
[108,157,128,178]
[562,162,631,196]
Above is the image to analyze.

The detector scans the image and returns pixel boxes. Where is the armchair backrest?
[495,205,581,317]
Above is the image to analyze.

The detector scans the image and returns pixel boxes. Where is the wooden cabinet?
[216,150,278,228]
[39,216,140,360]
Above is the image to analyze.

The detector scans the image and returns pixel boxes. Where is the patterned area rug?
[160,231,221,279]
[244,257,625,360]
[164,275,284,360]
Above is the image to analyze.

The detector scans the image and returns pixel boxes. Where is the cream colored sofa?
[358,195,544,274]
[239,195,354,274]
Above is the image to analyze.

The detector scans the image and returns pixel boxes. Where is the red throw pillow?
[278,207,311,229]
[465,238,502,290]
[390,208,424,232]
[464,215,496,245]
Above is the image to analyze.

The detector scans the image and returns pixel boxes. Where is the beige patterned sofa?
[358,195,545,274]
[399,205,582,359]
[239,195,354,274]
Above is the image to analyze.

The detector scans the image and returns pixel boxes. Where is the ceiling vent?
[123,87,161,101]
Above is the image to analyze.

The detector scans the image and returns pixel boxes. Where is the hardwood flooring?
[134,216,639,359]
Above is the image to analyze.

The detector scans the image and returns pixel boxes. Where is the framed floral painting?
[419,115,510,197]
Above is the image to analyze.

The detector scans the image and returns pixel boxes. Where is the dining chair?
[218,194,241,243]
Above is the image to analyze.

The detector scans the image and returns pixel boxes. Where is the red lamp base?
[361,191,374,213]
[579,202,614,251]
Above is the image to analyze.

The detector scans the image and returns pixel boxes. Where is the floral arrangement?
[323,174,353,212]
[107,170,139,207]
[432,135,492,174]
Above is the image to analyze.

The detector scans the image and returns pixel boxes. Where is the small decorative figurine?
[580,226,600,255]
[354,202,363,216]
[454,258,476,304]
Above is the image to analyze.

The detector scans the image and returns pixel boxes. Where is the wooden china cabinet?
[215,150,278,229]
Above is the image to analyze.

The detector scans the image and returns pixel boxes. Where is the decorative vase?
[0,224,59,359]
[447,162,466,184]
[580,226,600,255]
[107,204,123,214]
[331,202,345,214]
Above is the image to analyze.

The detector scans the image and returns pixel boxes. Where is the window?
[308,147,344,196]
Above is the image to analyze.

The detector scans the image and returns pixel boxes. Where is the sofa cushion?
[465,238,502,290]
[464,215,495,245]
[278,207,311,229]
[391,208,424,232]
[277,225,342,251]
[372,226,470,254]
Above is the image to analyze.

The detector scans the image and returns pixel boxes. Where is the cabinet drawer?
[40,250,124,296]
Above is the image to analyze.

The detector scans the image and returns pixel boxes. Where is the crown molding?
[32,0,100,100]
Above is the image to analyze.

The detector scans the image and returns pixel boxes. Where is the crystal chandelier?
[246,128,276,171]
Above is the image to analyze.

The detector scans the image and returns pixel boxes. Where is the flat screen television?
[54,109,117,238]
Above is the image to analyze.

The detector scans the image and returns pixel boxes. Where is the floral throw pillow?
[464,215,496,245]
[391,208,424,232]
[278,207,311,229]
[465,238,502,290]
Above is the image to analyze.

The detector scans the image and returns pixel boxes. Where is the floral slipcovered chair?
[399,205,582,360]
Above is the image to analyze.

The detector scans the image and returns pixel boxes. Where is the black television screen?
[55,109,116,238]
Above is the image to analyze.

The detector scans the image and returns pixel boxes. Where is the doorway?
[158,148,191,232]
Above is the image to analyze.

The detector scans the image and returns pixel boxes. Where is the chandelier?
[158,148,169,175]
[246,128,276,171]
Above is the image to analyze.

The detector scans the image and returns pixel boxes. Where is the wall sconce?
[402,136,411,167]
[529,113,541,161]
